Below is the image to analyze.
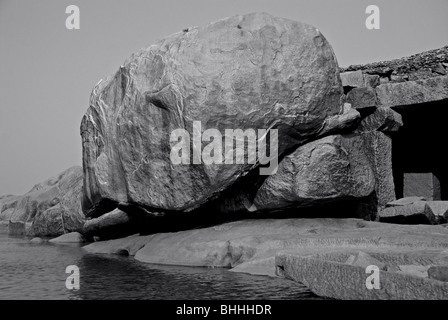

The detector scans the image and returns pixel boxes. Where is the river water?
[0,225,320,300]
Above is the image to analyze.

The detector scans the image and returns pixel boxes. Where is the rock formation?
[216,133,375,214]
[341,46,448,81]
[0,194,21,221]
[77,13,448,238]
[339,46,448,216]
[2,166,85,237]
[80,12,359,222]
[1,12,448,300]
[2,14,447,244]
[82,218,448,277]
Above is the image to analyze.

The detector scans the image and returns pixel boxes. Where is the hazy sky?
[0,0,447,195]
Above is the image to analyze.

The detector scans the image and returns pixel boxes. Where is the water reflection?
[73,254,320,300]
[0,227,320,300]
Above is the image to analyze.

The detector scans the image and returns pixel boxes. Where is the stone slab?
[404,173,441,201]
[276,253,448,300]
[379,202,437,224]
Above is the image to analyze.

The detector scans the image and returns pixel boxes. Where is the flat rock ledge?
[82,218,448,299]
[276,251,448,300]
[49,232,85,244]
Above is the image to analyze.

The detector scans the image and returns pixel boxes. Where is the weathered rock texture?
[346,87,377,109]
[379,201,437,225]
[338,47,448,217]
[3,167,85,237]
[250,134,375,211]
[77,9,448,236]
[341,46,448,82]
[276,252,448,300]
[355,107,402,133]
[80,12,355,219]
[0,195,21,221]
[375,76,448,108]
[386,198,448,224]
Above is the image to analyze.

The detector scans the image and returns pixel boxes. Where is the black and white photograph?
[0,0,447,306]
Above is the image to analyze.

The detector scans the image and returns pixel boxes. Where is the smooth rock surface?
[404,173,441,201]
[83,234,152,256]
[49,232,85,243]
[80,12,351,218]
[83,218,448,276]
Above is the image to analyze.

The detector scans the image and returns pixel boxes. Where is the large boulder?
[81,12,355,218]
[7,166,86,237]
[249,134,375,212]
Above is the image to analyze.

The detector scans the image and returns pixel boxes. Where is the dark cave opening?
[390,98,448,200]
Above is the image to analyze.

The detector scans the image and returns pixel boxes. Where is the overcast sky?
[0,0,447,195]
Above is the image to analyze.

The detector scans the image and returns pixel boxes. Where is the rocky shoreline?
[42,217,448,299]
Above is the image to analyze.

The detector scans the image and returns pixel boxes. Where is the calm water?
[0,225,320,300]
